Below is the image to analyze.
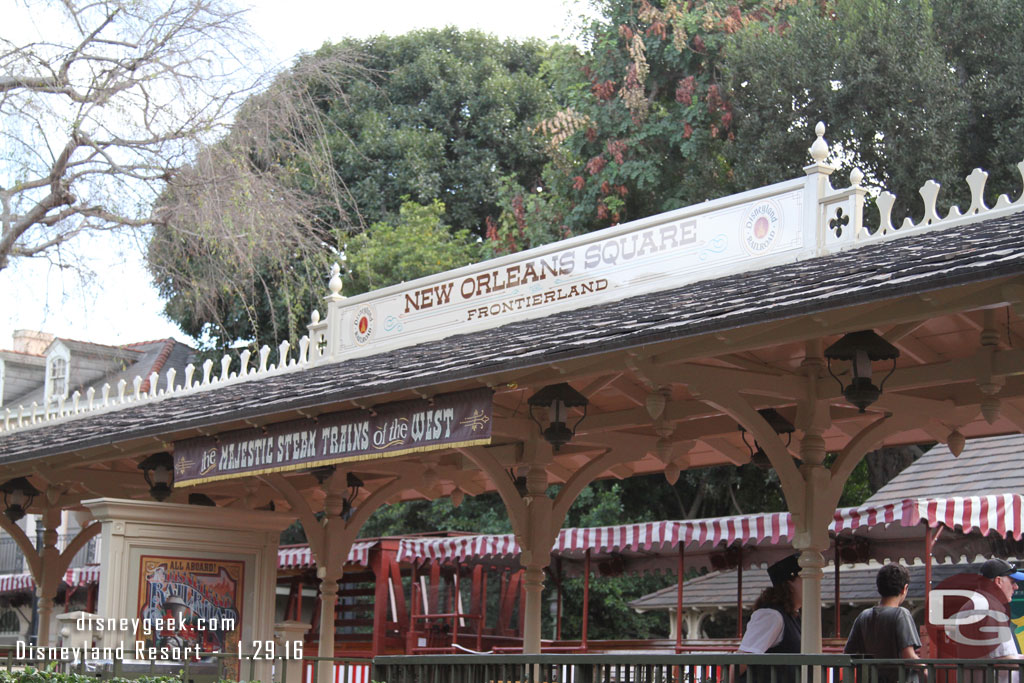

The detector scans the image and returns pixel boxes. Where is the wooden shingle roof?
[629,563,987,612]
[867,435,1024,505]
[2,209,1024,464]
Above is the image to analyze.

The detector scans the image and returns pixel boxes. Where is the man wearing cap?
[975,560,1024,670]
[735,554,802,683]
[933,559,1024,683]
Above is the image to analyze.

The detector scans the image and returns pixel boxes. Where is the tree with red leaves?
[520,0,796,236]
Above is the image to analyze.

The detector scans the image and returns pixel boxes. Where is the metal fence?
[374,653,850,683]
[0,650,373,683]
[373,654,1024,683]
[2,650,1022,683]
[0,534,99,574]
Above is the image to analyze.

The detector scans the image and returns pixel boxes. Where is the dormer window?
[45,347,69,403]
[50,358,67,397]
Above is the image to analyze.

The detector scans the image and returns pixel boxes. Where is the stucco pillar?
[275,620,311,683]
[58,611,97,650]
[36,505,60,646]
[83,498,293,683]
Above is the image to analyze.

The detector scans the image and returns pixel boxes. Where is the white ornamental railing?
[3,122,1023,435]
[1,335,325,433]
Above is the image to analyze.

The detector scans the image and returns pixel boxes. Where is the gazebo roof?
[867,434,1024,505]
[628,562,987,612]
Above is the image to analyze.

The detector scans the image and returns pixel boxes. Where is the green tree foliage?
[723,0,967,217]
[149,29,553,352]
[930,0,1024,199]
[343,200,480,296]
[308,29,554,239]
[360,492,513,538]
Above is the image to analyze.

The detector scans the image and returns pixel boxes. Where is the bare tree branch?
[0,0,263,271]
[147,48,367,349]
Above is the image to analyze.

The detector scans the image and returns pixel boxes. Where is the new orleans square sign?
[173,388,492,486]
[322,178,811,361]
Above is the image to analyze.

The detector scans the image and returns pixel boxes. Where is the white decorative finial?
[328,263,343,298]
[311,309,320,324]
[809,121,828,163]
[850,168,864,187]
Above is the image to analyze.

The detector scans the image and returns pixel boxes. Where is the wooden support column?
[736,550,744,638]
[315,576,339,666]
[924,524,937,657]
[459,431,649,655]
[36,504,61,646]
[519,458,555,656]
[553,559,562,641]
[794,430,831,656]
[834,550,841,638]
[791,343,833,658]
[264,471,407,683]
[370,547,390,657]
[675,544,684,651]
[582,549,591,651]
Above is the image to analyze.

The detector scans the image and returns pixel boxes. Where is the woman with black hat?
[735,553,802,683]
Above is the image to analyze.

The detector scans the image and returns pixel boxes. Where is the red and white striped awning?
[559,521,682,553]
[678,512,793,547]
[902,494,1024,539]
[831,499,904,533]
[63,566,101,587]
[0,495,1014,592]
[393,495,1024,564]
[277,540,376,569]
[0,572,34,593]
[397,534,518,563]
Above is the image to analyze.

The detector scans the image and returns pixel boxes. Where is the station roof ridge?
[1,207,1023,461]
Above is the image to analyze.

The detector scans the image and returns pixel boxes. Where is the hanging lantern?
[824,330,900,412]
[138,452,175,502]
[527,383,588,451]
[0,477,40,522]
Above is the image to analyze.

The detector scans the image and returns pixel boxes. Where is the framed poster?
[136,556,244,674]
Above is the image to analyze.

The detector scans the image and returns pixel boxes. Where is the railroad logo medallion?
[353,305,375,345]
[741,200,783,255]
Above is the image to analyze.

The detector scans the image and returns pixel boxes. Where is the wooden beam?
[699,437,751,466]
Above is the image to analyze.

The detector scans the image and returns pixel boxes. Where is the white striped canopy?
[0,540,380,594]
[0,572,34,593]
[277,540,377,569]
[391,494,1024,574]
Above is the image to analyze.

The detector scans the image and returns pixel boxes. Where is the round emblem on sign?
[353,305,375,345]
[741,199,783,255]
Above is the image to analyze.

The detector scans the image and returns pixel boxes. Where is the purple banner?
[173,388,492,486]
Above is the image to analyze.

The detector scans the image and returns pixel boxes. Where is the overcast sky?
[0,0,587,349]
